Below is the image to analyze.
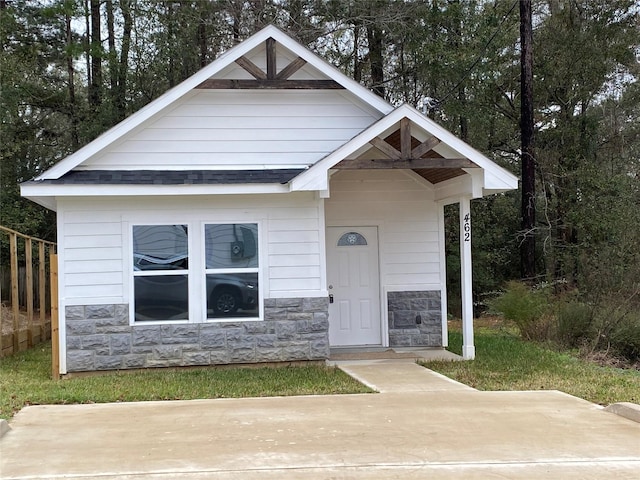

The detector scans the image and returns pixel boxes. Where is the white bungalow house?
[21,26,517,375]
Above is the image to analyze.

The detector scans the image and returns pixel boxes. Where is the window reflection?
[133,224,189,322]
[205,224,258,269]
[206,273,259,318]
[134,275,188,321]
[133,225,188,270]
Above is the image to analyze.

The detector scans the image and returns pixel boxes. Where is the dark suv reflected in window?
[134,253,258,321]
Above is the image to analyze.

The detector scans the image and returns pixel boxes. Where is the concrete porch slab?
[329,346,461,362]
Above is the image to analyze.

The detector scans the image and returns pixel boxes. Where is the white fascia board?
[20,194,57,211]
[37,25,391,181]
[20,182,290,198]
[483,168,519,190]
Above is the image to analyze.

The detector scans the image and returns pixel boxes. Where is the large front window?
[131,222,260,323]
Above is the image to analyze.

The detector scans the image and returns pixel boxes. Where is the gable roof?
[36,25,393,181]
[290,104,519,198]
[23,26,518,210]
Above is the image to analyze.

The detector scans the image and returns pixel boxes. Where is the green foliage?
[0,342,372,420]
[609,313,640,362]
[556,300,594,348]
[489,282,640,363]
[487,281,551,341]
[423,327,640,406]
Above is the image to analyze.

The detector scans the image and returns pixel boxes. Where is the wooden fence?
[0,225,57,358]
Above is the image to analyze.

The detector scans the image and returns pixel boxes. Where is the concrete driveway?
[1,360,639,479]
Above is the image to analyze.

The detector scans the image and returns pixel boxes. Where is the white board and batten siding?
[57,193,326,308]
[80,90,381,171]
[324,170,442,290]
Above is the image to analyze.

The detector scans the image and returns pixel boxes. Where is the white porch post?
[459,196,475,360]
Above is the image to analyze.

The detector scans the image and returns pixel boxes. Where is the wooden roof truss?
[336,118,478,184]
[197,38,344,90]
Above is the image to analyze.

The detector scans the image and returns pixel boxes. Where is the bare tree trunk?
[117,0,132,120]
[65,10,79,149]
[366,23,384,98]
[458,87,469,142]
[84,0,91,92]
[353,25,362,83]
[198,4,207,68]
[88,0,102,107]
[520,0,536,280]
[105,0,117,92]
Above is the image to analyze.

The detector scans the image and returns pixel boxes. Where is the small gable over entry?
[22,26,517,375]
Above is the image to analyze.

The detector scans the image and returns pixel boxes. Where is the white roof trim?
[37,25,392,181]
[21,182,290,199]
[290,104,519,194]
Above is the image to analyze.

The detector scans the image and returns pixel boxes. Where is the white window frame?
[129,223,192,325]
[202,221,263,323]
[128,220,263,325]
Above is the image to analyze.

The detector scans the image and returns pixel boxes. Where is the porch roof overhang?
[290,104,519,202]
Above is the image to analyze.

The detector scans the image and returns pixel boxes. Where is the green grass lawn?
[422,325,640,406]
[0,343,372,420]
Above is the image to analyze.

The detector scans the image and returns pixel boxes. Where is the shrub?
[593,306,640,363]
[609,314,640,362]
[556,301,594,348]
[487,281,551,341]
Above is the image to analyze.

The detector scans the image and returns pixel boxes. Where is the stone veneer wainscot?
[65,298,329,372]
[387,291,442,347]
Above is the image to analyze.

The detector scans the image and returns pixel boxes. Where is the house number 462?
[463,213,471,242]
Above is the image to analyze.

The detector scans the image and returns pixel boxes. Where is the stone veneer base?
[387,291,442,347]
[65,298,329,373]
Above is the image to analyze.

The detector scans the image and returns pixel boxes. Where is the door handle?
[329,294,334,304]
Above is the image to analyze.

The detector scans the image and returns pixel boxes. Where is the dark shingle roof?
[39,169,305,185]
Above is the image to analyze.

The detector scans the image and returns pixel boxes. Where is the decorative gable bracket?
[196,38,344,90]
[337,117,479,170]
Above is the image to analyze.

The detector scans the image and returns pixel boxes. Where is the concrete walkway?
[1,360,639,479]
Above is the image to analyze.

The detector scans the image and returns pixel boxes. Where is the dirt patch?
[582,350,640,371]
[448,316,508,330]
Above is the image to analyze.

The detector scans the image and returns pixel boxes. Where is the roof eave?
[20,182,292,198]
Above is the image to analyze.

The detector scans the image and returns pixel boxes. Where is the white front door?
[326,227,381,346]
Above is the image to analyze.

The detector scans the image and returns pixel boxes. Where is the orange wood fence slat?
[39,241,46,339]
[50,252,59,380]
[10,233,19,352]
[26,238,34,347]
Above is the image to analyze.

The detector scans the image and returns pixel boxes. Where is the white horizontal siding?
[83,90,380,170]
[325,170,441,289]
[133,128,363,141]
[61,207,125,303]
[59,193,324,306]
[268,243,319,255]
